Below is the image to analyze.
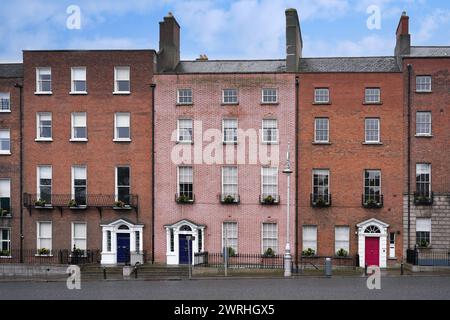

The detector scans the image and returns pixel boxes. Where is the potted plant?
[0,250,10,257]
[68,199,78,208]
[114,200,126,208]
[419,239,429,248]
[177,194,192,203]
[0,208,7,217]
[263,248,275,258]
[336,248,348,257]
[262,195,275,204]
[302,248,316,257]
[314,195,327,207]
[34,198,47,207]
[37,248,50,255]
[223,195,236,204]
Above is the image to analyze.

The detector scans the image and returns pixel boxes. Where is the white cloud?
[415,8,450,42]
[67,36,149,50]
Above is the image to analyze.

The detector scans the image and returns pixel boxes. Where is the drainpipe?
[150,83,156,264]
[14,82,24,263]
[407,64,412,250]
[294,76,299,270]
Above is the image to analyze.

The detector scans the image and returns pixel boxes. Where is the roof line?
[411,45,450,48]
[301,56,396,59]
[180,59,285,62]
[23,49,156,53]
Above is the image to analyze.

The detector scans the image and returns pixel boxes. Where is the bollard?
[400,263,404,275]
[365,264,368,276]
[135,266,138,279]
[325,257,332,278]
[103,267,106,280]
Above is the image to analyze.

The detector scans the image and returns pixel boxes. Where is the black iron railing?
[407,248,450,266]
[362,194,383,208]
[197,252,285,269]
[0,249,101,265]
[24,193,138,211]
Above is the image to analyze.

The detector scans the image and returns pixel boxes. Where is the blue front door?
[117,233,130,264]
[179,234,192,265]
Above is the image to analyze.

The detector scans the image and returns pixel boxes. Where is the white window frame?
[222,222,238,254]
[177,89,193,105]
[314,88,330,104]
[261,167,278,199]
[0,92,11,112]
[71,165,87,207]
[0,129,11,155]
[365,88,381,103]
[177,166,193,200]
[335,226,350,255]
[0,228,11,255]
[261,88,278,104]
[222,119,238,144]
[177,119,193,143]
[71,112,87,141]
[71,222,87,252]
[35,67,52,94]
[312,169,330,203]
[0,179,11,217]
[416,163,431,197]
[416,76,432,93]
[416,218,431,246]
[222,89,238,104]
[302,225,317,253]
[70,67,87,94]
[36,112,52,141]
[37,221,52,254]
[115,166,131,204]
[314,118,329,143]
[416,111,432,136]
[37,166,52,205]
[262,119,278,144]
[365,118,380,143]
[114,66,130,94]
[262,223,278,255]
[221,166,238,198]
[114,112,131,142]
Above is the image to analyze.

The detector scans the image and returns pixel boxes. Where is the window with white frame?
[116,166,131,205]
[36,112,52,140]
[114,67,130,93]
[335,226,349,255]
[72,222,87,251]
[261,167,278,199]
[365,118,380,143]
[262,119,278,144]
[177,89,192,104]
[416,112,432,136]
[0,179,11,216]
[135,231,140,253]
[223,119,238,143]
[312,169,330,203]
[0,129,10,154]
[262,88,278,103]
[222,222,238,253]
[314,88,329,103]
[365,88,381,103]
[262,223,278,254]
[364,170,381,204]
[0,228,11,254]
[36,67,52,93]
[114,112,131,141]
[178,166,193,200]
[302,225,317,253]
[416,163,431,197]
[223,89,238,104]
[314,118,329,143]
[71,112,87,140]
[222,166,238,199]
[106,231,112,252]
[72,166,87,206]
[416,76,432,92]
[37,166,52,205]
[416,218,431,247]
[37,222,52,253]
[0,92,10,111]
[71,67,87,93]
[177,119,193,143]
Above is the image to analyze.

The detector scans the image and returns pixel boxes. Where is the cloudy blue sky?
[0,0,449,62]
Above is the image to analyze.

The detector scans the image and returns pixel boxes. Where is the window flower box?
[362,195,383,209]
[113,200,132,210]
[220,194,240,204]
[311,194,331,208]
[260,195,280,205]
[175,194,195,204]
[414,193,433,206]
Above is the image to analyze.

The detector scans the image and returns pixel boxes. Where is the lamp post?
[282,143,293,277]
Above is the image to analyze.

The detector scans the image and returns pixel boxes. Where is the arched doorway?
[357,218,389,268]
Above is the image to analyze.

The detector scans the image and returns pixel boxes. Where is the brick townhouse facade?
[0,8,448,267]
[21,50,155,264]
[0,64,23,259]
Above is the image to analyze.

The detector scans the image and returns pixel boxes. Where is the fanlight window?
[180,225,192,232]
[118,225,129,230]
[364,225,381,234]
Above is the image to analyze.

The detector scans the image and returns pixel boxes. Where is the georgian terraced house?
[0,9,448,268]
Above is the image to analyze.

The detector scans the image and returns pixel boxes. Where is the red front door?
[365,237,380,267]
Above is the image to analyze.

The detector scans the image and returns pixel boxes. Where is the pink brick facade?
[154,73,297,264]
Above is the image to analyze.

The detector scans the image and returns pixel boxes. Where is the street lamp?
[282,143,293,277]
[186,235,195,279]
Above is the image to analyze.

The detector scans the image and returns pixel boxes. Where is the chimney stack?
[158,12,180,72]
[285,8,303,72]
[395,11,411,61]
